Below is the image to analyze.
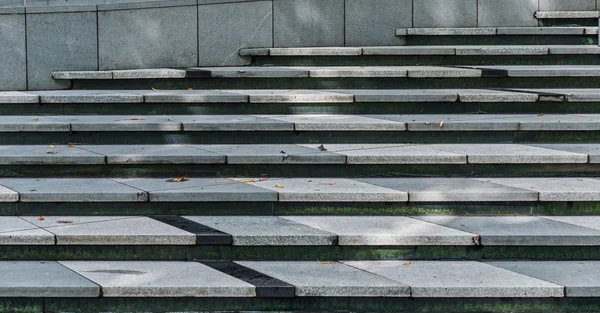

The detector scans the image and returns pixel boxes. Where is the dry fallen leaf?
[130,118,140,121]
[67,144,79,149]
[580,114,584,117]
[320,181,336,186]
[403,261,412,266]
[317,144,327,151]
[320,261,334,264]
[188,88,193,91]
[241,178,255,183]
[57,220,73,224]
[439,120,445,128]
[49,145,56,148]
[39,216,45,221]
[538,113,545,117]
[151,87,158,91]
[168,176,188,183]
[259,178,269,182]
[275,184,284,188]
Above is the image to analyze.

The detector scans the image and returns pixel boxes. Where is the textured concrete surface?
[429,144,588,164]
[167,115,293,131]
[195,144,345,164]
[413,0,477,27]
[80,145,225,164]
[263,114,405,131]
[531,144,600,163]
[0,14,26,90]
[48,115,180,132]
[478,0,538,27]
[479,178,600,201]
[0,145,105,165]
[233,90,354,103]
[142,90,247,103]
[34,90,143,104]
[345,0,410,46]
[0,217,54,245]
[336,89,458,102]
[378,114,520,131]
[0,116,69,132]
[315,144,466,164]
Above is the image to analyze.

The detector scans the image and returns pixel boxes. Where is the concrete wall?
[0,0,597,90]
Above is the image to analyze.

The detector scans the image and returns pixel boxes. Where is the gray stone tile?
[26,11,97,90]
[417,216,600,245]
[0,178,147,202]
[51,70,113,80]
[379,114,520,131]
[0,14,25,90]
[550,45,600,55]
[142,90,248,103]
[237,261,409,297]
[510,114,600,131]
[535,11,599,18]
[523,89,600,102]
[497,27,586,35]
[405,66,482,78]
[184,216,336,246]
[490,261,600,297]
[166,115,294,131]
[0,116,69,132]
[26,4,97,13]
[33,90,143,104]
[457,89,539,102]
[233,90,354,103]
[358,178,538,202]
[194,67,309,78]
[194,144,345,164]
[273,0,345,47]
[303,66,408,78]
[0,184,18,202]
[479,177,600,201]
[115,177,277,202]
[284,216,478,245]
[0,92,38,104]
[473,65,600,77]
[260,114,405,131]
[22,216,195,245]
[98,5,197,70]
[0,145,105,165]
[80,145,225,164]
[345,0,411,46]
[0,217,54,245]
[530,144,600,163]
[98,0,196,11]
[413,0,477,27]
[539,0,595,11]
[241,178,408,202]
[238,48,270,56]
[345,261,563,297]
[0,261,100,297]
[198,1,272,66]
[312,144,466,164]
[429,143,588,164]
[340,89,458,102]
[455,46,549,55]
[362,46,456,55]
[59,261,255,297]
[542,216,600,232]
[111,69,186,79]
[406,28,497,35]
[478,0,538,27]
[268,47,362,56]
[48,115,181,132]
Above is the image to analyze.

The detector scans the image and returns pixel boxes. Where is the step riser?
[405,35,597,46]
[541,18,599,26]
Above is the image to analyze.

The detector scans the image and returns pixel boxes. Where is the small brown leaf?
[439,120,445,128]
[188,88,193,90]
[320,261,334,264]
[57,220,73,224]
[49,145,56,148]
[259,178,269,182]
[67,144,79,149]
[151,87,158,91]
[316,144,327,151]
[538,113,545,117]
[168,176,188,183]
[403,261,412,266]
[275,184,284,188]
[130,118,140,120]
[580,114,584,117]
[39,216,45,221]
[241,178,255,183]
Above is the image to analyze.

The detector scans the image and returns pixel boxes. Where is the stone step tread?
[1,177,600,203]
[535,10,600,18]
[4,114,600,132]
[6,260,600,298]
[0,143,597,165]
[396,27,597,36]
[463,65,600,77]
[239,45,600,56]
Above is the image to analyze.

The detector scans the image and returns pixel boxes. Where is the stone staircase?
[5,3,600,313]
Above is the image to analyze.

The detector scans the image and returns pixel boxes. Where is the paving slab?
[59,261,255,297]
[184,216,336,246]
[515,89,600,102]
[358,178,538,202]
[345,261,563,297]
[142,90,248,103]
[376,114,520,131]
[361,46,456,55]
[416,216,600,245]
[535,11,600,18]
[51,70,113,80]
[429,144,588,164]
[193,144,345,164]
[231,90,354,103]
[114,178,277,202]
[0,184,18,202]
[237,261,409,297]
[530,144,600,163]
[0,261,100,297]
[190,67,309,78]
[456,46,549,55]
[0,217,54,245]
[0,145,105,165]
[300,66,408,78]
[0,116,69,132]
[308,144,466,164]
[268,47,362,56]
[0,178,147,202]
[80,145,225,164]
[549,45,600,55]
[238,48,270,56]
[284,216,478,245]
[48,115,181,132]
[490,261,600,297]
[260,114,406,131]
[457,89,539,102]
[241,178,408,202]
[497,27,585,35]
[478,177,600,201]
[166,115,294,131]
[21,216,194,245]
[33,90,143,103]
[405,66,482,78]
[111,69,187,79]
[483,113,600,131]
[333,89,458,102]
[542,216,600,232]
[405,28,497,36]
[0,92,39,104]
[471,65,600,77]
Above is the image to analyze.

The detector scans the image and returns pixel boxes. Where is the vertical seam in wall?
[95,7,99,71]
[24,10,29,90]
[271,0,274,48]
[196,3,199,66]
[343,0,346,46]
[476,0,479,27]
[411,0,414,28]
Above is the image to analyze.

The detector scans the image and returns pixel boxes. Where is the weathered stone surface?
[477,178,600,201]
[497,27,586,35]
[345,0,411,46]
[455,46,549,55]
[243,178,408,202]
[504,114,600,130]
[238,48,270,56]
[530,144,600,163]
[34,90,143,104]
[359,178,538,202]
[535,11,600,18]
[0,116,69,132]
[22,216,195,245]
[98,0,196,11]
[143,90,248,103]
[111,69,186,79]
[0,184,18,202]
[304,66,408,78]
[51,71,113,80]
[344,89,458,102]
[194,144,345,164]
[98,5,197,70]
[0,261,100,297]
[0,92,38,104]
[0,145,105,165]
[406,28,497,35]
[362,46,455,55]
[539,0,596,11]
[0,217,54,245]
[27,11,97,90]
[542,216,600,232]
[381,114,520,131]
[262,114,405,131]
[237,261,409,297]
[550,45,600,55]
[0,14,26,90]
[345,261,564,297]
[0,178,148,202]
[457,89,539,102]
[413,0,477,27]
[405,66,481,78]
[115,177,277,202]
[473,65,600,77]
[80,145,225,164]
[167,115,293,131]
[268,47,362,56]
[516,89,600,102]
[184,216,336,246]
[478,0,538,27]
[198,1,272,66]
[49,115,181,132]
[429,144,588,164]
[284,216,477,245]
[314,143,466,164]
[273,0,345,47]
[234,90,354,103]
[59,261,255,297]
[194,67,309,78]
[417,216,600,245]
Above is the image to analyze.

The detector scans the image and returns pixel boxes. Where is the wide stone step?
[535,11,600,19]
[396,27,597,36]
